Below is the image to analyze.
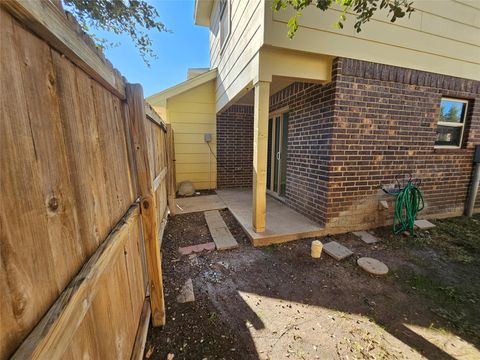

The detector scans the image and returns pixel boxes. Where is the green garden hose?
[380,177,425,235]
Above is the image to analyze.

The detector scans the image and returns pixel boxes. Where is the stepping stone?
[352,231,380,244]
[176,278,195,303]
[323,241,353,261]
[414,219,436,230]
[178,242,215,256]
[204,210,238,250]
[357,257,389,275]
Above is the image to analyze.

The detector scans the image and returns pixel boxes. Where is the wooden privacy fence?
[0,1,176,359]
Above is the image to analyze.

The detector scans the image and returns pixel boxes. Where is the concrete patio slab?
[323,241,354,261]
[352,231,380,244]
[175,195,226,214]
[216,188,324,246]
[415,219,436,230]
[204,210,238,250]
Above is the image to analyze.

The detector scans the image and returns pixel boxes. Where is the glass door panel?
[267,112,289,197]
[273,116,280,193]
[267,118,273,191]
[280,112,288,196]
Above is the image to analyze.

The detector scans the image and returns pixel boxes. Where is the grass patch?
[403,272,480,338]
[429,215,480,264]
[378,214,480,264]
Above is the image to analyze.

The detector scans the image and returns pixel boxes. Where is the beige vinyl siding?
[265,0,480,81]
[165,80,217,190]
[209,0,265,111]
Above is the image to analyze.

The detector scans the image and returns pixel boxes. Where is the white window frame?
[218,0,230,53]
[434,97,468,149]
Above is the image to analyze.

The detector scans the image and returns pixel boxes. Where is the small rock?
[178,181,195,196]
[176,278,195,303]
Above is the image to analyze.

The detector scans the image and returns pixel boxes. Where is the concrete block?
[414,219,436,230]
[178,242,215,256]
[352,231,380,244]
[323,241,354,261]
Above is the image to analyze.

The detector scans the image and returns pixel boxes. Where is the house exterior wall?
[217,58,480,228]
[209,0,265,111]
[216,105,254,188]
[264,0,480,82]
[325,58,480,231]
[163,80,217,190]
[269,82,337,225]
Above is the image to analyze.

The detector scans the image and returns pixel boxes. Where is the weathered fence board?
[126,84,166,327]
[1,1,174,358]
[1,0,126,98]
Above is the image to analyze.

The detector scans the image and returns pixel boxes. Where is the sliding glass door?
[267,111,288,197]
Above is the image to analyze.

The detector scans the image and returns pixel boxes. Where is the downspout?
[465,145,480,217]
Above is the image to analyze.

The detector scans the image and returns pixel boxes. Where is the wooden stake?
[166,124,177,215]
[252,81,270,232]
[126,83,165,326]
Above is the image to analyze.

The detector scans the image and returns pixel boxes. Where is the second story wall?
[264,0,480,81]
[209,0,265,111]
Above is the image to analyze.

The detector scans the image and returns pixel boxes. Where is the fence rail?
[0,1,175,359]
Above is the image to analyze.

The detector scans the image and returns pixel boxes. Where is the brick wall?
[216,104,254,188]
[269,77,339,225]
[326,58,480,230]
[215,58,480,227]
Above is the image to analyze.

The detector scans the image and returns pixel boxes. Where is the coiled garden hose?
[380,179,425,235]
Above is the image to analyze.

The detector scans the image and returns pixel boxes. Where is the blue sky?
[87,0,210,97]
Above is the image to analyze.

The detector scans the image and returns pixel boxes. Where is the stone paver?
[323,241,353,261]
[357,257,389,275]
[204,210,238,250]
[176,278,195,303]
[414,219,436,230]
[352,231,380,244]
[178,242,215,256]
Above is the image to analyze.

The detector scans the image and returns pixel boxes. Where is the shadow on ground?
[145,211,480,360]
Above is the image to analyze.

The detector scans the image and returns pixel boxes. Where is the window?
[434,98,468,148]
[219,0,230,51]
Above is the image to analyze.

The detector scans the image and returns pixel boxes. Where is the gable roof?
[147,68,217,103]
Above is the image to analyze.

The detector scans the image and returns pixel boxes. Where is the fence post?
[166,124,176,215]
[126,83,165,326]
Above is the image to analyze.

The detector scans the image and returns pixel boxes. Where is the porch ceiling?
[235,76,295,105]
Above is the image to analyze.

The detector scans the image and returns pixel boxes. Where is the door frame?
[267,106,289,199]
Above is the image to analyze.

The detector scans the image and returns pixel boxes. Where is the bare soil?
[145,212,480,360]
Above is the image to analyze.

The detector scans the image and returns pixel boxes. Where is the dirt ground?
[145,209,480,360]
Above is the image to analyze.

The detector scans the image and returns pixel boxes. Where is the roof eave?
[194,0,213,27]
[146,68,217,104]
